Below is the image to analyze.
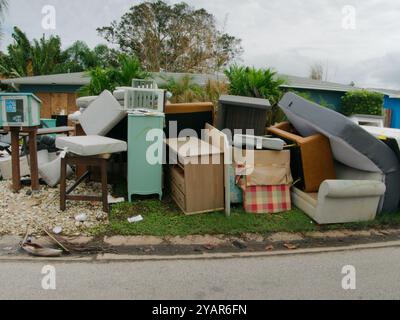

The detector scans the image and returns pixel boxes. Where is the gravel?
[0,180,109,236]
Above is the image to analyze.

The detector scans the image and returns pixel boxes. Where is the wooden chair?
[60,153,110,213]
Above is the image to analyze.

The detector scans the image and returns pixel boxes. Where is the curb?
[1,240,400,263]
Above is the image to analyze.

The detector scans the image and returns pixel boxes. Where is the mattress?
[79,90,127,136]
[56,136,127,156]
[278,92,400,212]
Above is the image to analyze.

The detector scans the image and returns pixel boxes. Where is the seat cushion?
[56,136,127,156]
[79,90,127,136]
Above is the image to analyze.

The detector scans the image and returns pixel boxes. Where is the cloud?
[1,0,400,89]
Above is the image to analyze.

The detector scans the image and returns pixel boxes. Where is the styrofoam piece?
[0,156,30,180]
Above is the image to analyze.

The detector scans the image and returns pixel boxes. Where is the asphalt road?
[0,247,399,300]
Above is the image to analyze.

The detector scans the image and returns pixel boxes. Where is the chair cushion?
[56,135,127,156]
[79,90,127,136]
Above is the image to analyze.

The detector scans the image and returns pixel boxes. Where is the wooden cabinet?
[166,137,225,215]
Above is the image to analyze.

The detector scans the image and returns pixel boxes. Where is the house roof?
[279,74,358,92]
[368,88,400,99]
[1,72,89,86]
[0,71,367,94]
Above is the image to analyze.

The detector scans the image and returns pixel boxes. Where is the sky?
[1,0,400,89]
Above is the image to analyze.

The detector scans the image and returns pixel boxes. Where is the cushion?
[56,135,127,156]
[278,92,400,212]
[79,90,127,136]
[38,156,73,187]
[76,96,98,109]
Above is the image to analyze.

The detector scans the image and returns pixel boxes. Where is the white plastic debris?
[108,195,125,204]
[127,215,144,223]
[52,226,62,234]
[75,213,88,222]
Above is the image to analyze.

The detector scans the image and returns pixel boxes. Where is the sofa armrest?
[319,180,386,200]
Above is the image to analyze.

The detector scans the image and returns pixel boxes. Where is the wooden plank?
[36,93,51,119]
[50,93,68,116]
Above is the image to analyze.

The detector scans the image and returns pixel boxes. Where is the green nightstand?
[128,112,165,202]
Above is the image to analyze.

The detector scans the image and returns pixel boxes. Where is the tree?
[0,27,118,78]
[57,41,119,73]
[309,62,324,81]
[0,0,8,39]
[0,27,64,77]
[97,1,242,73]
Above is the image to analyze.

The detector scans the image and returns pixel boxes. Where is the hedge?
[341,90,384,116]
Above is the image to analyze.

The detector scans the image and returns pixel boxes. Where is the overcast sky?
[1,0,400,89]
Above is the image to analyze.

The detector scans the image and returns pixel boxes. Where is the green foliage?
[78,54,150,96]
[97,0,242,73]
[0,27,118,78]
[160,75,228,107]
[341,90,384,116]
[225,65,285,104]
[224,65,286,125]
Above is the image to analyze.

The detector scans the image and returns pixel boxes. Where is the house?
[369,88,400,129]
[0,71,362,118]
[0,72,87,118]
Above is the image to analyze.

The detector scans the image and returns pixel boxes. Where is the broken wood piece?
[21,243,63,257]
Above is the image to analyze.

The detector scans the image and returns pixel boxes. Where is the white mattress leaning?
[56,136,127,156]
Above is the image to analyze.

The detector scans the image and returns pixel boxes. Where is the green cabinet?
[128,113,164,202]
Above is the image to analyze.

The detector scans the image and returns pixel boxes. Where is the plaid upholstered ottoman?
[243,185,291,214]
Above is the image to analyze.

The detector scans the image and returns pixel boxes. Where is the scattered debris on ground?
[0,180,109,236]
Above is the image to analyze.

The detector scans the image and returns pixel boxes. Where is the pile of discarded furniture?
[1,79,400,225]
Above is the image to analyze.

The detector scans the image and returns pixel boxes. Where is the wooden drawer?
[170,165,185,193]
[171,182,186,212]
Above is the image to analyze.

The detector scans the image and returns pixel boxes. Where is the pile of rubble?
[0,180,109,236]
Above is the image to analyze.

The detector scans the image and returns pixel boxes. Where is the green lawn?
[91,198,400,237]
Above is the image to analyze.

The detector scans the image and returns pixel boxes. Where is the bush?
[224,65,286,125]
[341,90,384,116]
[160,75,228,107]
[78,54,150,96]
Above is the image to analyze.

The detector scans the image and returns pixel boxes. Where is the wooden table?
[3,126,75,193]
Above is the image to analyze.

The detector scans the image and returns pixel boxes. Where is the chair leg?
[101,159,109,213]
[60,157,67,211]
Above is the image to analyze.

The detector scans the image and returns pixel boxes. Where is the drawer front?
[171,182,186,212]
[170,165,185,193]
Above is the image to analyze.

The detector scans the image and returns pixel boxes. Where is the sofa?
[292,162,386,224]
[278,92,400,213]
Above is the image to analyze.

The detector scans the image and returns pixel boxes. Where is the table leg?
[10,127,21,193]
[100,158,109,213]
[28,128,40,191]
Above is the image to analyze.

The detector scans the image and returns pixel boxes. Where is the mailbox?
[0,93,42,127]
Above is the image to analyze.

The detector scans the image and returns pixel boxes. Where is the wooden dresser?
[166,137,225,215]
